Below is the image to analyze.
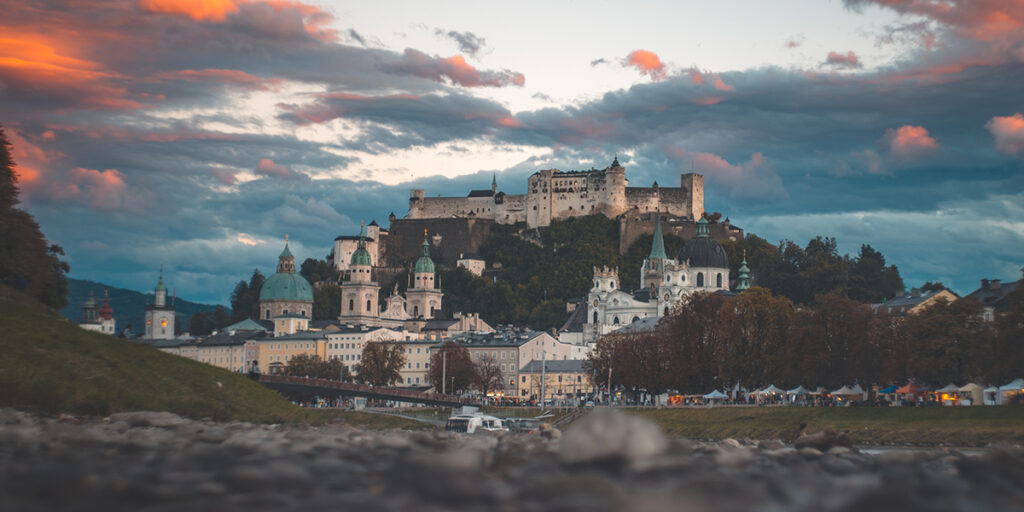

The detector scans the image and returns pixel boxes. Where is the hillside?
[60,278,225,335]
[0,284,300,422]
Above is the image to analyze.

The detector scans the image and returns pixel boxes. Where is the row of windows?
[472,351,515,360]
[329,342,362,350]
[264,308,307,319]
[269,342,315,350]
[521,375,583,383]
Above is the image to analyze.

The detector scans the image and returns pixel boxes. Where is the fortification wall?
[618,211,744,254]
[383,218,493,268]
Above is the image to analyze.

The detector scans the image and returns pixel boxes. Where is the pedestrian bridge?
[257,374,481,407]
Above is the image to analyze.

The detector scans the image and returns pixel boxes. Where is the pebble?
[0,407,1020,512]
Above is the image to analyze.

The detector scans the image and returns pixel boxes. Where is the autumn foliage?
[587,287,1024,396]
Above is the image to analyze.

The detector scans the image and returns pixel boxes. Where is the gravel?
[1,408,1021,512]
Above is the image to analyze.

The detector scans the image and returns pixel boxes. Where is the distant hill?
[60,278,226,335]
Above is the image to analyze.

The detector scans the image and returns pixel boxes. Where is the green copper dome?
[83,292,97,309]
[350,223,372,266]
[415,236,435,274]
[155,274,166,292]
[259,272,313,302]
[280,243,294,259]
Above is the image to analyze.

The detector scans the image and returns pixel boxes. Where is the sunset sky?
[2,0,1023,304]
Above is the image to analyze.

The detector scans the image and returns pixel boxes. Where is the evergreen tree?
[0,125,69,308]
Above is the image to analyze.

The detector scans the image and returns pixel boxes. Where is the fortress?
[407,157,704,228]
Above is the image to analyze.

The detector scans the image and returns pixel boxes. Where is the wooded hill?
[60,278,225,336]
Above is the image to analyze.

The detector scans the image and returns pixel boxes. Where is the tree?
[428,341,477,394]
[230,269,264,322]
[659,292,726,393]
[0,125,69,308]
[474,354,505,397]
[715,287,794,389]
[313,284,342,321]
[284,354,350,381]
[354,340,406,386]
[903,297,992,385]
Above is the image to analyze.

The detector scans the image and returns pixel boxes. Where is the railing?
[258,374,482,405]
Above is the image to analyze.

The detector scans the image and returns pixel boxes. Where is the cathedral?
[340,224,444,328]
[583,214,744,343]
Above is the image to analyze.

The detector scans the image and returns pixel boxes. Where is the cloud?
[824,51,863,69]
[844,0,1024,43]
[688,67,734,91]
[624,50,667,80]
[435,29,486,56]
[885,125,939,157]
[590,58,609,67]
[255,158,294,178]
[986,113,1024,155]
[665,146,785,199]
[784,35,804,48]
[388,48,525,87]
[139,0,240,22]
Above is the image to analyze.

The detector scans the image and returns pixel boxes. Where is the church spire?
[491,172,497,193]
[648,209,667,260]
[277,235,296,273]
[737,249,751,291]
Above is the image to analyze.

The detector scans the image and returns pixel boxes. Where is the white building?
[79,290,116,335]
[144,271,175,340]
[584,215,731,343]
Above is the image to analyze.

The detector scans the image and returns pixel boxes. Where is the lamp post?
[442,349,447,395]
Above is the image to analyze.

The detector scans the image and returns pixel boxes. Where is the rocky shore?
[1,408,1021,511]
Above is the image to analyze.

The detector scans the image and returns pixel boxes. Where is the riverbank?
[629,405,1024,446]
[2,407,1022,511]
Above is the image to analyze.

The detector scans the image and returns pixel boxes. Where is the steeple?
[737,250,751,291]
[415,229,435,276]
[648,209,667,260]
[154,266,167,307]
[277,235,296,273]
[611,154,620,168]
[350,221,372,267]
[696,216,710,238]
[491,172,497,194]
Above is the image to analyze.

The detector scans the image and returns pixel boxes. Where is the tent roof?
[786,385,810,395]
[896,383,929,393]
[878,385,898,394]
[758,384,785,395]
[935,383,960,393]
[703,390,727,399]
[998,378,1024,391]
[959,383,985,391]
[984,386,999,392]
[832,384,864,395]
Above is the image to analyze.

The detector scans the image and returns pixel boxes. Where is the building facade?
[407,157,704,228]
[79,291,116,335]
[584,216,731,342]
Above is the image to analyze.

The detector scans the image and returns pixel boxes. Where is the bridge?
[257,374,482,407]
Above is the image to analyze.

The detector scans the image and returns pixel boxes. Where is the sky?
[2,0,1023,305]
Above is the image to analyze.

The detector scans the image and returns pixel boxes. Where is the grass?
[0,285,427,429]
[628,406,1024,446]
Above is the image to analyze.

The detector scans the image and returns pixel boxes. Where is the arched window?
[631,316,639,323]
[613,316,620,325]
[593,312,599,323]
[300,310,306,317]
[265,310,270,320]
[716,273,723,288]
[348,299,354,311]
[413,305,419,317]
[664,307,670,315]
[366,299,371,311]
[697,272,704,286]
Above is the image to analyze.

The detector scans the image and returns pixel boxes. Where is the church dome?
[415,236,435,274]
[351,246,372,266]
[259,272,314,302]
[677,218,729,269]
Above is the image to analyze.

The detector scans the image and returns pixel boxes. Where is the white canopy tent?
[998,378,1024,404]
[935,383,960,393]
[758,384,785,395]
[958,383,985,406]
[831,384,866,400]
[984,386,999,405]
[786,386,810,395]
[703,390,728,399]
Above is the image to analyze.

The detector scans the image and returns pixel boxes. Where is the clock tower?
[145,269,175,340]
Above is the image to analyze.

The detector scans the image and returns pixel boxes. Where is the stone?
[794,430,853,451]
[558,408,669,466]
[108,411,187,428]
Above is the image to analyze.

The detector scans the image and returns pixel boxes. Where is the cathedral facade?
[407,158,704,228]
[583,215,732,343]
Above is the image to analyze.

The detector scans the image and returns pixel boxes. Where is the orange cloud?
[255,157,291,178]
[824,51,862,69]
[139,0,240,22]
[689,68,734,91]
[625,50,666,80]
[885,125,939,156]
[665,146,784,198]
[986,113,1024,155]
[393,49,525,87]
[152,68,282,90]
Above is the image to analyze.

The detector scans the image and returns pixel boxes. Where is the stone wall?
[382,217,494,268]
[618,211,744,254]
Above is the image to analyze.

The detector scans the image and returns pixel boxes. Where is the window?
[522,376,526,383]
[265,310,270,320]
[613,316,619,325]
[632,316,639,323]
[349,299,354,311]
[283,309,288,315]
[366,299,371,311]
[697,272,704,287]
[593,312,598,323]
[716,273,723,288]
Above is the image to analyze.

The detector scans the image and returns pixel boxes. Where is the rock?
[558,408,669,466]
[539,423,562,440]
[720,438,743,448]
[758,439,786,451]
[108,411,187,428]
[800,447,823,459]
[794,430,853,451]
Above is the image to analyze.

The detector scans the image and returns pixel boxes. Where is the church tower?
[404,230,443,320]
[640,209,668,292]
[145,269,175,339]
[339,223,381,325]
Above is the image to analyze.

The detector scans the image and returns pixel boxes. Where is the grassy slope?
[629,406,1024,446]
[0,285,423,429]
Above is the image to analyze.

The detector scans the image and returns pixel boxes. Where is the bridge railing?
[259,375,481,405]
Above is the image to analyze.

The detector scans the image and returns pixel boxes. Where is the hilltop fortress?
[407,157,704,228]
